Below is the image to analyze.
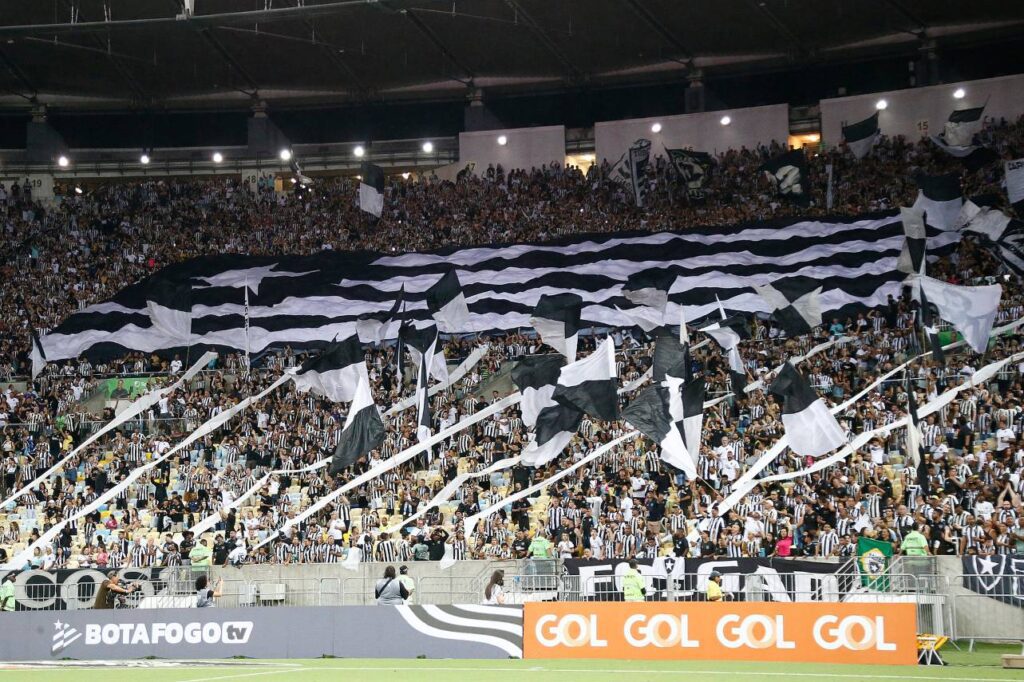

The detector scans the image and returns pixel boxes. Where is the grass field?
[1,644,1020,682]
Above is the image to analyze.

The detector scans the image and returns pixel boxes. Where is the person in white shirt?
[483,570,506,605]
[995,421,1016,453]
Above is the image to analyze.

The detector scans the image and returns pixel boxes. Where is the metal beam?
[745,0,808,58]
[502,0,581,81]
[198,27,260,97]
[880,0,927,35]
[621,0,693,67]
[0,0,381,38]
[56,0,152,103]
[0,48,37,99]
[402,9,474,84]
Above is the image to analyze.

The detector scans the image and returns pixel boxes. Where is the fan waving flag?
[961,200,1024,277]
[552,336,620,422]
[145,279,192,344]
[521,397,583,467]
[912,173,962,231]
[414,333,436,443]
[30,329,47,380]
[511,354,565,428]
[1006,158,1024,216]
[609,139,652,207]
[769,362,846,457]
[426,271,470,333]
[623,337,701,477]
[917,275,1001,354]
[760,149,809,206]
[359,162,385,217]
[620,269,676,332]
[932,106,984,155]
[531,293,582,362]
[896,206,927,275]
[754,276,822,336]
[905,373,930,499]
[666,148,712,201]
[356,285,404,344]
[842,112,880,159]
[330,376,385,474]
[704,315,749,392]
[400,324,449,383]
[291,334,367,403]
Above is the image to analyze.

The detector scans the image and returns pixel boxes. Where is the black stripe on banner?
[405,607,523,649]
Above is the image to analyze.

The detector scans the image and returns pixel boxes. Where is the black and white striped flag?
[769,362,846,458]
[552,336,619,422]
[962,200,1024,278]
[842,112,880,160]
[291,334,367,403]
[531,293,582,362]
[38,212,961,364]
[754,276,822,336]
[426,271,470,333]
[359,162,385,217]
[912,173,962,231]
[932,106,984,155]
[331,376,385,473]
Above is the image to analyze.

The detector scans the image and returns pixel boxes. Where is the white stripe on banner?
[252,392,523,552]
[380,456,522,535]
[385,344,489,416]
[461,431,638,553]
[3,372,291,570]
[0,351,217,512]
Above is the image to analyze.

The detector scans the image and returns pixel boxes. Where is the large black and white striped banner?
[39,212,960,361]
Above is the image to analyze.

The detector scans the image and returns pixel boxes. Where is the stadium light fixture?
[354,145,365,158]
[402,172,411,180]
[875,99,888,110]
[953,88,966,99]
[279,149,292,162]
[212,152,224,163]
[57,155,70,168]
[422,141,434,153]
[74,186,83,195]
[497,135,508,146]
[720,116,731,126]
[651,122,662,133]
[140,154,151,165]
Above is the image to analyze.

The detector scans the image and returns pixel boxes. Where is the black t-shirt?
[512,539,529,557]
[673,536,690,557]
[646,500,666,522]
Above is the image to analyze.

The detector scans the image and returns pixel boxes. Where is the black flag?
[331,377,385,473]
[359,162,385,217]
[905,374,930,499]
[666,148,712,201]
[842,112,879,159]
[760,149,809,206]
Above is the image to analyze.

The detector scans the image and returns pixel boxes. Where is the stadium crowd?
[1,115,1024,572]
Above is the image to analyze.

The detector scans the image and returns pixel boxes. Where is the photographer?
[195,574,223,607]
[93,571,140,610]
[374,565,410,605]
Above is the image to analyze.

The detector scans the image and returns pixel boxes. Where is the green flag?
[857,536,893,590]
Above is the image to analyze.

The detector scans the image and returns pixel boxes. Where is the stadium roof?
[1,0,1022,110]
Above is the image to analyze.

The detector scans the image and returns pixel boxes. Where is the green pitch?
[1,643,1018,682]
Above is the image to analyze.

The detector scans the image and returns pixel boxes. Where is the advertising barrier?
[523,602,917,665]
[0,605,523,661]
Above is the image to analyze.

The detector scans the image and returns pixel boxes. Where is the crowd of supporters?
[1,115,1024,571]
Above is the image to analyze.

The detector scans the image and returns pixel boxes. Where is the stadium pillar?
[25,104,67,166]
[247,100,291,160]
[464,88,503,132]
[684,71,705,114]
[914,39,940,87]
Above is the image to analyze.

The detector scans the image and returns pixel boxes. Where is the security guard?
[622,559,646,602]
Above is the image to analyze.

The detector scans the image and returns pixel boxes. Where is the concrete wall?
[820,73,1024,147]
[594,104,789,165]
[458,125,565,174]
[209,559,521,607]
[932,555,1024,642]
